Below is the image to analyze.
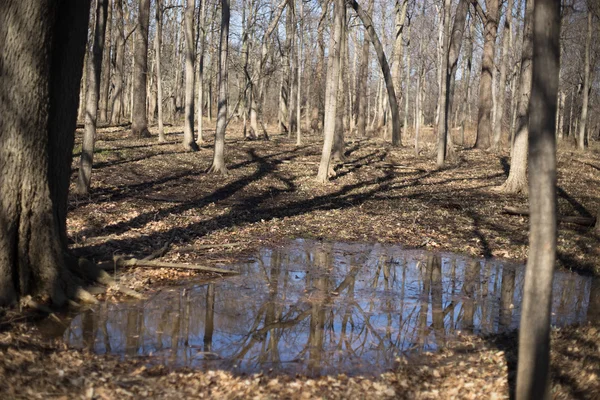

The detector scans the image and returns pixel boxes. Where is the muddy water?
[50,240,598,376]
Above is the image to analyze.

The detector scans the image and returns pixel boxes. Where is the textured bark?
[355,0,374,138]
[317,0,343,183]
[516,0,559,397]
[99,0,113,123]
[110,0,125,125]
[196,0,209,145]
[77,0,109,195]
[296,0,304,145]
[332,14,347,162]
[347,0,401,146]
[131,0,151,138]
[474,0,499,149]
[155,0,166,142]
[0,0,91,306]
[492,0,513,151]
[287,0,298,137]
[183,0,198,151]
[447,0,469,120]
[499,0,533,194]
[578,10,591,150]
[460,17,475,145]
[392,0,408,107]
[436,0,452,167]
[403,25,411,136]
[208,0,230,174]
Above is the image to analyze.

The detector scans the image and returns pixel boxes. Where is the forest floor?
[1,123,599,399]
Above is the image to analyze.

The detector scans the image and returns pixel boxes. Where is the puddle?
[43,240,598,376]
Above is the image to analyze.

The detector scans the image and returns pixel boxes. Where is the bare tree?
[492,0,513,151]
[183,0,199,151]
[76,0,109,194]
[155,0,166,142]
[208,0,230,174]
[498,0,533,194]
[578,8,592,150]
[355,0,374,138]
[99,0,113,123]
[131,0,151,138]
[516,0,560,397]
[111,0,126,125]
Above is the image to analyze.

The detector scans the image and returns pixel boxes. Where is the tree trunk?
[0,0,91,306]
[499,0,533,194]
[131,0,151,138]
[76,0,109,195]
[296,0,304,145]
[317,0,344,183]
[403,25,411,137]
[183,0,198,151]
[356,0,374,138]
[447,0,469,127]
[516,0,559,397]
[110,0,125,125]
[437,0,452,167]
[578,10,591,150]
[332,13,348,162]
[492,0,513,151]
[155,0,166,142]
[196,0,209,145]
[287,0,298,138]
[474,0,499,149]
[208,0,230,174]
[392,0,408,109]
[460,16,475,146]
[99,0,113,123]
[347,0,401,147]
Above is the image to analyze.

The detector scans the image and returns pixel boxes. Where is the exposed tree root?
[76,258,144,300]
[206,163,229,175]
[98,256,239,275]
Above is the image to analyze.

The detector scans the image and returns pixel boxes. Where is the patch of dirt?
[2,124,599,398]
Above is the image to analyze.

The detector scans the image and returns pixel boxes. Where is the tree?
[131,0,151,138]
[155,0,166,142]
[516,0,560,397]
[76,0,109,195]
[471,0,500,149]
[578,8,592,150]
[492,0,513,151]
[183,0,199,151]
[316,0,344,183]
[0,0,94,306]
[498,0,533,194]
[436,0,452,167]
[99,0,113,123]
[110,0,126,125]
[355,0,374,138]
[208,0,230,174]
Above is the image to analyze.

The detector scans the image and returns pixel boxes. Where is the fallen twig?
[99,256,239,275]
[502,207,597,226]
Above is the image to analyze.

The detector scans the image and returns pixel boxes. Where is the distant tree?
[516,0,560,397]
[578,8,592,150]
[0,0,93,306]
[77,0,109,195]
[155,0,166,142]
[183,0,199,151]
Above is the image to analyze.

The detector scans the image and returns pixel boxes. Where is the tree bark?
[317,0,343,183]
[355,0,374,138]
[347,0,401,146]
[208,0,230,174]
[392,0,408,109]
[332,13,348,162]
[437,0,452,167]
[131,0,151,138]
[474,0,499,149]
[492,0,513,151]
[76,0,109,195]
[110,0,125,125]
[296,0,304,145]
[196,0,209,145]
[0,0,92,306]
[183,0,198,151]
[460,15,475,146]
[155,0,166,142]
[99,0,113,123]
[578,10,591,150]
[516,0,559,397]
[499,0,533,194]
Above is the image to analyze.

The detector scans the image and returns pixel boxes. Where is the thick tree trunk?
[347,0,401,146]
[499,0,533,194]
[76,0,109,195]
[474,0,499,149]
[0,0,91,306]
[287,0,298,138]
[155,0,166,142]
[196,0,209,145]
[317,0,344,183]
[578,10,591,150]
[516,0,559,397]
[446,0,469,125]
[183,0,198,151]
[110,0,125,125]
[492,0,513,151]
[208,0,230,174]
[131,0,151,138]
[332,14,348,162]
[99,0,113,123]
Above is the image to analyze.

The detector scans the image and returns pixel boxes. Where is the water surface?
[49,240,598,376]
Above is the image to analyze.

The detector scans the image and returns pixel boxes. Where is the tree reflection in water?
[58,240,597,376]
